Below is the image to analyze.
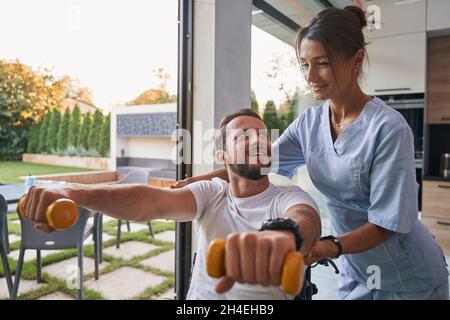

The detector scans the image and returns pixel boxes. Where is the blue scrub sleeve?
[271,115,306,179]
[368,124,418,233]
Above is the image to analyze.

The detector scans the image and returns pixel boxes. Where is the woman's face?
[299,38,356,101]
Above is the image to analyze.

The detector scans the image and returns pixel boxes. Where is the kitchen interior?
[253,0,450,266]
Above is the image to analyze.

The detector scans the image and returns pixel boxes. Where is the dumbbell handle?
[206,239,304,295]
[17,197,79,230]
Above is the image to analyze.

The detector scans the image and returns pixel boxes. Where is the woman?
[173,6,449,299]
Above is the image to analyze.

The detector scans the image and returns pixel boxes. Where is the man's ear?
[216,149,227,165]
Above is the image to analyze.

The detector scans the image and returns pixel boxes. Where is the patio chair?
[0,195,13,298]
[11,206,101,300]
[113,170,154,249]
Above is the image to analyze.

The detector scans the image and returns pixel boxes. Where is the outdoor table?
[0,184,26,204]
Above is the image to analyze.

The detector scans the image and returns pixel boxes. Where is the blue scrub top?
[272,96,448,292]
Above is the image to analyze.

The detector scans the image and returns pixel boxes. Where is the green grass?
[0,161,95,184]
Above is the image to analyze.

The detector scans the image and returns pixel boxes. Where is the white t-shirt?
[185,177,319,300]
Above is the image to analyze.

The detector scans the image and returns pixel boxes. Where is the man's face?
[219,115,272,180]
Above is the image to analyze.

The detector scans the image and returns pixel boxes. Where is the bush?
[262,100,281,133]
[47,109,61,152]
[68,105,81,148]
[78,112,91,150]
[36,111,52,154]
[99,113,110,157]
[57,108,71,151]
[27,123,40,153]
[88,110,103,151]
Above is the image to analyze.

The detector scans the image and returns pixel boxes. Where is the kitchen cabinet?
[363,32,426,95]
[422,180,450,255]
[427,0,450,32]
[362,0,426,39]
[427,35,450,124]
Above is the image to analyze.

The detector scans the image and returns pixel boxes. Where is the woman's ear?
[216,149,227,165]
[353,49,365,73]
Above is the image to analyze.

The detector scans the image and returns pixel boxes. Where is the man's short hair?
[215,108,263,150]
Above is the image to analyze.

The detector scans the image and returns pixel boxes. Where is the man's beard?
[228,162,270,180]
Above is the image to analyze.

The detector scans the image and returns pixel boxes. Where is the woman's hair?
[295,5,369,81]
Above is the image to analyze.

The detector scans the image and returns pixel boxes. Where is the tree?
[153,67,171,92]
[278,90,299,132]
[0,59,66,159]
[57,108,71,151]
[251,90,259,114]
[99,114,110,157]
[26,123,40,154]
[36,111,52,153]
[127,68,176,105]
[58,75,94,105]
[262,100,281,134]
[88,110,103,151]
[127,88,176,105]
[47,109,61,152]
[68,105,81,147]
[78,112,92,150]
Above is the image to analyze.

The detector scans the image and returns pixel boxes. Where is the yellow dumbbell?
[17,196,79,230]
[206,239,305,295]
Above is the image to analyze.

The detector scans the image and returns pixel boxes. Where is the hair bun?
[344,5,367,29]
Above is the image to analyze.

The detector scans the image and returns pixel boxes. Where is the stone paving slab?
[8,234,21,243]
[0,278,45,299]
[37,291,75,300]
[154,288,175,300]
[153,219,171,223]
[118,222,149,233]
[42,256,109,280]
[83,232,114,245]
[103,241,158,260]
[84,266,166,300]
[8,249,63,262]
[154,230,175,243]
[140,249,175,272]
[101,215,116,223]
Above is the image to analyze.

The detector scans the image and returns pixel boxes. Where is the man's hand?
[22,186,76,233]
[215,230,296,294]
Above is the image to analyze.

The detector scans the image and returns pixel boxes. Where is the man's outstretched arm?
[23,183,197,231]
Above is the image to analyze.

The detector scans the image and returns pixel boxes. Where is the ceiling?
[252,0,355,46]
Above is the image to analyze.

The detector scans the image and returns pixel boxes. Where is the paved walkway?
[0,218,176,300]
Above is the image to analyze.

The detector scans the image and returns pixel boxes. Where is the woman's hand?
[169,177,196,189]
[170,168,229,189]
[304,239,338,265]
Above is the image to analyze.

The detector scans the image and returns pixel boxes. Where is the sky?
[0,0,305,111]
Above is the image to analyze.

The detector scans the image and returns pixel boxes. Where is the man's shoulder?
[272,184,319,212]
[273,184,306,195]
[186,177,228,196]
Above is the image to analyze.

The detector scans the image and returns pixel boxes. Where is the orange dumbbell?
[17,197,79,230]
[206,239,305,295]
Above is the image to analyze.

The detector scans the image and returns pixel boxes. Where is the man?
[22,108,321,299]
